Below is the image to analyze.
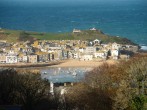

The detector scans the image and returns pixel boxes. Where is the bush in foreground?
[0,69,51,110]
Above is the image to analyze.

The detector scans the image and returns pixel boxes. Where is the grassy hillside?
[0,28,136,45]
[0,29,20,42]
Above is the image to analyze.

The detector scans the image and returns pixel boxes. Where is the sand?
[0,59,118,69]
[50,59,118,68]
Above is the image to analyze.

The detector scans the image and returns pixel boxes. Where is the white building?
[74,47,79,51]
[48,50,55,53]
[23,56,28,63]
[94,51,107,59]
[6,55,18,63]
[85,46,96,54]
[80,54,93,61]
[50,82,54,95]
[111,49,119,60]
[93,39,101,44]
[73,29,81,33]
[73,53,79,59]
[90,27,97,31]
[41,48,47,52]
[48,47,62,50]
[8,50,16,55]
[61,88,67,95]
[0,53,6,63]
[112,42,121,50]
[79,48,85,53]
[28,54,38,63]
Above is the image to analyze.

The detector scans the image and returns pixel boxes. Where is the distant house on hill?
[93,39,101,45]
[73,29,81,33]
[90,27,97,31]
[111,42,121,50]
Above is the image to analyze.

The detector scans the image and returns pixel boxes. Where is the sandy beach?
[0,59,118,69]
[50,59,118,68]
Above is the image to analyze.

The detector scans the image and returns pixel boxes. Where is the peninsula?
[0,28,139,67]
[0,28,136,45]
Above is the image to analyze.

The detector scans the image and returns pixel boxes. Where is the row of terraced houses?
[0,39,139,64]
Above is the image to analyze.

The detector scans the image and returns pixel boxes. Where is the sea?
[0,0,147,49]
[41,67,92,83]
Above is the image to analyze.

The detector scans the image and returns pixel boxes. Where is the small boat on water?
[72,71,77,76]
[43,72,47,74]
[58,67,61,71]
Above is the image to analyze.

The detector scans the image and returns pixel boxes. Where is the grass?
[0,28,136,45]
[31,33,74,40]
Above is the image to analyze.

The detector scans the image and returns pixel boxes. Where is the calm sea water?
[0,0,147,46]
[41,67,92,83]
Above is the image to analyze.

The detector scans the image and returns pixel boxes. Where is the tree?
[0,68,19,105]
[125,56,147,110]
[65,83,112,110]
[84,55,147,110]
[0,68,51,110]
[85,63,126,110]
[14,73,50,110]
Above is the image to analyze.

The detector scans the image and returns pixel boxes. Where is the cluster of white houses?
[0,52,55,64]
[0,39,139,64]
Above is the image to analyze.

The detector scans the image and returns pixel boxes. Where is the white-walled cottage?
[6,55,18,63]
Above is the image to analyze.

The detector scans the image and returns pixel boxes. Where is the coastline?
[0,60,118,68]
[49,59,118,68]
[19,59,118,74]
[0,61,63,68]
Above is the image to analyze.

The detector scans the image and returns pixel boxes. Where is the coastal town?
[0,0,147,109]
[0,28,139,65]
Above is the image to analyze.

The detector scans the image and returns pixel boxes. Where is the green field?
[0,28,136,45]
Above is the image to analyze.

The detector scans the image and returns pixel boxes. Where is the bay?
[0,0,147,45]
[40,67,92,83]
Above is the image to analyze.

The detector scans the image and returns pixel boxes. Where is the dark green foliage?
[84,55,147,110]
[14,74,50,110]
[19,31,36,42]
[0,55,146,110]
[131,95,146,110]
[3,29,136,45]
[65,83,112,110]
[0,69,19,105]
[0,69,50,110]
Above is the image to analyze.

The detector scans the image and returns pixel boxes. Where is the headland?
[0,28,140,69]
